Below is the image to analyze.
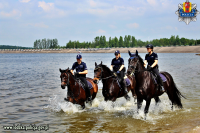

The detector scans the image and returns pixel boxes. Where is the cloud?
[96,29,106,33]
[38,1,54,12]
[109,25,116,29]
[19,0,30,3]
[38,1,67,18]
[147,0,157,6]
[27,22,49,28]
[88,0,97,7]
[0,9,21,18]
[126,23,139,28]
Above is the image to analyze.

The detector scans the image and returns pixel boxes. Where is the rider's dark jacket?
[111,57,124,72]
[145,52,158,68]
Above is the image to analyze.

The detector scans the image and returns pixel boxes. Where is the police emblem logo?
[175,0,199,25]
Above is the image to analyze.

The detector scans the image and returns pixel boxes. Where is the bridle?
[62,72,70,86]
[94,66,115,81]
[128,58,139,75]
[61,72,81,100]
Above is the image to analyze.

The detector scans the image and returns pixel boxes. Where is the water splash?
[44,92,183,123]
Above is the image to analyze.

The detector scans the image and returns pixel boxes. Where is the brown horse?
[59,68,98,109]
[127,50,186,118]
[93,62,136,102]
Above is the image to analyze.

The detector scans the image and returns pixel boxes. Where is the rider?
[110,50,128,94]
[70,54,92,102]
[144,44,165,92]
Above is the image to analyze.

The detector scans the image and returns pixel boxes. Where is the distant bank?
[1,45,200,54]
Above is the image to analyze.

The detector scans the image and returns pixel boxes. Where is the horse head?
[93,61,103,84]
[59,67,71,89]
[127,50,142,75]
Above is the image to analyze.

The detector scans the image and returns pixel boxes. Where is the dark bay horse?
[59,68,98,109]
[127,50,186,118]
[93,62,136,102]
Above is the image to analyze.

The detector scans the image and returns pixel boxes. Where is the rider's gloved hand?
[117,71,120,74]
[74,72,79,75]
[147,65,152,71]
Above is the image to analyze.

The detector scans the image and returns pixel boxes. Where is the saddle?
[76,78,93,90]
[150,72,167,85]
[115,75,131,88]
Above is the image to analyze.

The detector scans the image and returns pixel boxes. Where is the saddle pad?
[80,80,93,90]
[117,78,131,88]
[153,73,167,84]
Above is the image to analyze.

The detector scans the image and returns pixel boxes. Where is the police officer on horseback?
[110,50,128,94]
[144,44,165,92]
[70,54,92,102]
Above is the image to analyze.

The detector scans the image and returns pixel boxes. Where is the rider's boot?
[158,76,165,92]
[122,80,128,94]
[86,88,92,103]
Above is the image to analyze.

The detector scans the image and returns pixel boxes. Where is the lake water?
[0,53,200,132]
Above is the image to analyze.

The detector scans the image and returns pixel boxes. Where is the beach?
[1,45,200,54]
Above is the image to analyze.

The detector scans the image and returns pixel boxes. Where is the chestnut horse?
[59,68,98,109]
[127,50,186,118]
[93,62,136,102]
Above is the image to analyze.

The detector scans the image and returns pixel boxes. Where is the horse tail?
[173,82,186,108]
[162,72,186,109]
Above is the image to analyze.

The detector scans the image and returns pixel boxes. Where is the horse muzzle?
[61,82,66,89]
[93,78,99,84]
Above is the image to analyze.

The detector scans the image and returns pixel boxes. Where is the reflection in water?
[0,53,200,132]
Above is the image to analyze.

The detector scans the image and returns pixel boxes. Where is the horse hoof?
[64,98,69,102]
[124,95,130,101]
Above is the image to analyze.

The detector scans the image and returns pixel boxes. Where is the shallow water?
[0,53,200,132]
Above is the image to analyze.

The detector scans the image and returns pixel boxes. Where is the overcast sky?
[0,0,200,47]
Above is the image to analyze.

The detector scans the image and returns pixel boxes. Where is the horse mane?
[100,64,114,75]
[61,69,75,79]
[137,55,144,66]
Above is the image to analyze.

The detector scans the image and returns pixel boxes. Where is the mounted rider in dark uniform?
[144,44,165,92]
[110,50,128,94]
[70,54,92,102]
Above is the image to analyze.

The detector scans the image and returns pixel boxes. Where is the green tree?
[119,36,124,47]
[131,36,136,47]
[114,37,119,47]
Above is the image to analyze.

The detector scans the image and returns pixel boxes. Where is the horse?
[59,68,98,109]
[93,61,136,102]
[127,50,186,118]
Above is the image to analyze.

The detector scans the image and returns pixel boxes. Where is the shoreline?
[0,45,200,54]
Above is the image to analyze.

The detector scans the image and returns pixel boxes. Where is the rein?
[128,59,148,75]
[94,66,116,80]
[63,72,81,100]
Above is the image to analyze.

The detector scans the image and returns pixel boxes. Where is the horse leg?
[111,97,117,108]
[144,98,152,120]
[137,98,143,113]
[154,96,161,106]
[124,94,130,101]
[130,88,137,104]
[171,103,173,111]
[79,101,85,109]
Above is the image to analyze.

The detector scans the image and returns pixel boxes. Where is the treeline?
[0,45,32,49]
[66,35,200,48]
[33,38,59,49]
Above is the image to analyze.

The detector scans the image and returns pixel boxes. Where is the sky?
[0,0,200,47]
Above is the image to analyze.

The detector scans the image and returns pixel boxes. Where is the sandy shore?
[0,46,200,54]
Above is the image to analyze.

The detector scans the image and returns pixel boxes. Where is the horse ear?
[136,50,138,56]
[101,61,102,65]
[128,50,132,57]
[95,62,97,66]
[59,68,61,72]
[67,67,69,70]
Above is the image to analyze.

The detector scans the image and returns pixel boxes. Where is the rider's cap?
[115,50,120,55]
[146,44,154,49]
[76,54,82,59]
